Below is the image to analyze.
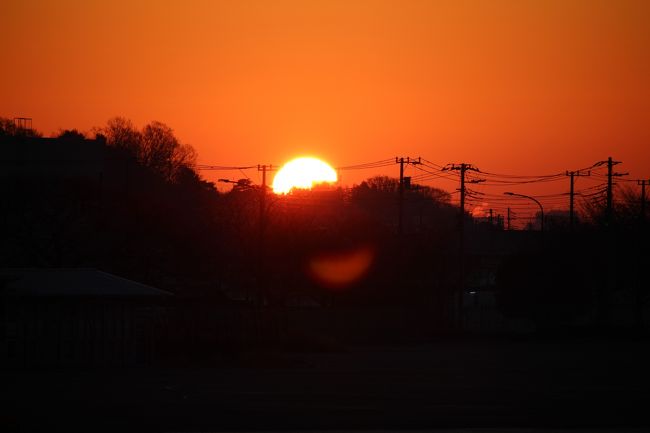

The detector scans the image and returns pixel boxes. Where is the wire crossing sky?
[2,0,649,200]
[192,153,642,229]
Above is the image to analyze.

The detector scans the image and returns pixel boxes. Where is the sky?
[2,0,649,210]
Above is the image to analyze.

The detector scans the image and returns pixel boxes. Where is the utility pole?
[489,208,493,226]
[445,163,481,231]
[565,169,590,230]
[444,163,481,329]
[635,179,649,328]
[258,164,275,228]
[600,157,627,227]
[594,157,626,327]
[256,164,276,306]
[606,157,614,226]
[507,207,511,231]
[639,179,649,224]
[504,192,544,233]
[395,157,421,235]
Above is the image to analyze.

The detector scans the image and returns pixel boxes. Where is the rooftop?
[0,268,171,297]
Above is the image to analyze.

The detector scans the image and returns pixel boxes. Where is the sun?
[272,157,338,194]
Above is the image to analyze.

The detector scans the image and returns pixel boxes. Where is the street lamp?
[504,192,544,232]
[218,177,269,306]
[218,178,255,190]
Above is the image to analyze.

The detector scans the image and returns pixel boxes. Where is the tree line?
[1,117,647,331]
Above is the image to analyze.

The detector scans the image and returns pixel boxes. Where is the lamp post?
[219,176,277,307]
[504,192,544,232]
[218,178,252,189]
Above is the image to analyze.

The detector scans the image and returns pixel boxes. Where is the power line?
[195,164,257,170]
[336,159,395,170]
[194,156,646,230]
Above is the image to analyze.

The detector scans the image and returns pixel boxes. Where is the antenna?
[13,117,33,130]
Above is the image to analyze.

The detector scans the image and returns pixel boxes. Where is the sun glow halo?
[272,157,337,194]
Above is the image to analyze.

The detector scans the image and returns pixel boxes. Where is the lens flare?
[308,247,375,289]
[272,157,337,194]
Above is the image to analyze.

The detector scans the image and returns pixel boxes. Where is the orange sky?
[2,0,649,205]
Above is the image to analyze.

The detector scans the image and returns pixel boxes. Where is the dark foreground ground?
[2,337,649,432]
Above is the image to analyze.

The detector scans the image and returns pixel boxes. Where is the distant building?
[0,134,138,195]
[0,135,104,180]
[0,268,170,367]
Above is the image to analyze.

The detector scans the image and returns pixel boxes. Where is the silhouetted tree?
[141,121,196,181]
[357,175,399,193]
[56,129,86,141]
[103,117,143,157]
[0,118,223,295]
[581,184,648,229]
[351,175,453,233]
[614,184,648,227]
[102,117,197,182]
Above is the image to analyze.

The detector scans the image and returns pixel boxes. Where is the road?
[2,339,649,432]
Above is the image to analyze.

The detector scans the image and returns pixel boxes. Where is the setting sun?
[272,157,338,194]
